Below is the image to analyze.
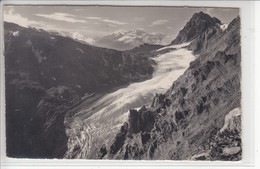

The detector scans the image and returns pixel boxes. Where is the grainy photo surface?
[3,5,241,160]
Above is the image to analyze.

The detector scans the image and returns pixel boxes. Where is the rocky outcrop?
[208,107,242,161]
[191,107,241,160]
[107,16,241,160]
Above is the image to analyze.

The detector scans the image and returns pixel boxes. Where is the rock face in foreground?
[105,16,241,160]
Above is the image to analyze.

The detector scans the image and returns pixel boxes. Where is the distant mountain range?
[49,28,169,51]
[94,29,166,51]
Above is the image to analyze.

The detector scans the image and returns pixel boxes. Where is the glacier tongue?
[65,45,196,159]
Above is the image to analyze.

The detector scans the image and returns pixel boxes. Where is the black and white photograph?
[2,5,242,160]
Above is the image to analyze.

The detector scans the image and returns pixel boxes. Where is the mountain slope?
[4,22,155,93]
[4,22,156,158]
[104,16,241,160]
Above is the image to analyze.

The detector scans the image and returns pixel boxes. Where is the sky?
[3,5,239,40]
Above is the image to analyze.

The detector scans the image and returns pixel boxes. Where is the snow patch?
[25,40,47,63]
[220,23,229,31]
[76,84,81,89]
[156,42,191,51]
[34,50,46,63]
[220,107,241,133]
[223,146,241,156]
[191,151,211,160]
[76,47,84,54]
[12,31,19,37]
[71,32,95,44]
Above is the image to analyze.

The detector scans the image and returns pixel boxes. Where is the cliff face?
[105,16,241,160]
[187,24,222,54]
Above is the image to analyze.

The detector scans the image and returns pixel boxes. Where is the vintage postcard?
[3,4,242,161]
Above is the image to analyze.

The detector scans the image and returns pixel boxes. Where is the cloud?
[108,24,117,27]
[134,17,145,22]
[3,8,56,30]
[102,19,127,25]
[86,17,102,20]
[85,16,127,25]
[149,20,169,27]
[36,12,86,23]
[74,8,85,12]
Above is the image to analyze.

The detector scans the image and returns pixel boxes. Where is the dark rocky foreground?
[101,15,241,160]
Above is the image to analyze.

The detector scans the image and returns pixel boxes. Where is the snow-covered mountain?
[94,29,166,51]
[42,28,170,51]
[220,23,229,31]
[49,31,96,45]
[70,32,96,45]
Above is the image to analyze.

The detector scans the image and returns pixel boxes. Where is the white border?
[0,1,256,168]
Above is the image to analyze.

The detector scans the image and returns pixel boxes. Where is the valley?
[64,43,195,158]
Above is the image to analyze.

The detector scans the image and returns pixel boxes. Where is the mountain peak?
[192,11,208,17]
[171,12,221,44]
[191,11,221,24]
